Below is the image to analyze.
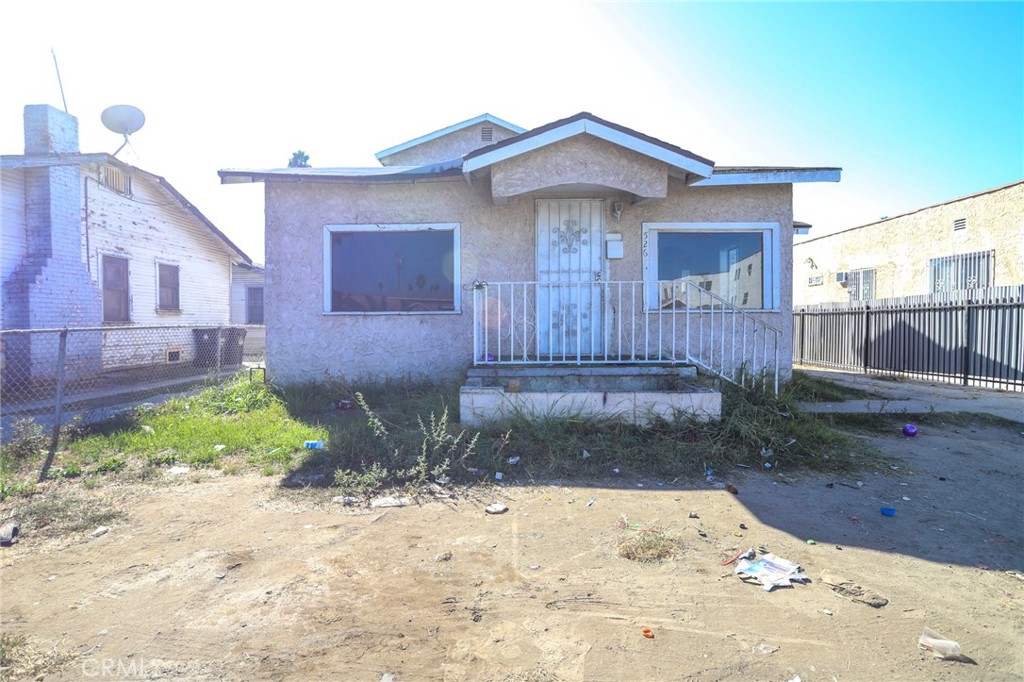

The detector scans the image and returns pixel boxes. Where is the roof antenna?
[51,48,68,113]
[101,105,146,157]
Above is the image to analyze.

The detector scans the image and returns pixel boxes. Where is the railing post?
[39,328,68,482]
[962,296,972,385]
[862,304,870,374]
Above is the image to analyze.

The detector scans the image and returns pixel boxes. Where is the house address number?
[808,275,823,286]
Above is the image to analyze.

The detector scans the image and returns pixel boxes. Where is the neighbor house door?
[536,199,604,357]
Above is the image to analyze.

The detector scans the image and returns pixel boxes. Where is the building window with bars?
[929,250,993,292]
[847,268,875,302]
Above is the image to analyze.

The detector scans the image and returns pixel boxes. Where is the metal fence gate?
[793,286,1024,392]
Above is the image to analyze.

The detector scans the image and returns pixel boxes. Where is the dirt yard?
[2,421,1022,681]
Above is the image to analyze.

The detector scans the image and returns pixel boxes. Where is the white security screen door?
[536,199,604,357]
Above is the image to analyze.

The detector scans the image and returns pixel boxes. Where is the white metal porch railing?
[472,279,782,393]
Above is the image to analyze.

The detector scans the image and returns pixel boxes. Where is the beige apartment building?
[794,180,1023,304]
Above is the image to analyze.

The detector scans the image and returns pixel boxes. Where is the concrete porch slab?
[460,365,719,427]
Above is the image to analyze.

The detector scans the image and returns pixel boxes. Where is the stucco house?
[1,104,251,386]
[794,180,1024,305]
[220,112,839,423]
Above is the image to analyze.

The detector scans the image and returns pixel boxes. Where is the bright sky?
[3,1,1021,264]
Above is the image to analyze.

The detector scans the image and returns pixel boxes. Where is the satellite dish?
[101,104,145,156]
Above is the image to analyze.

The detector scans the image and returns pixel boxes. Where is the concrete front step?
[460,364,720,427]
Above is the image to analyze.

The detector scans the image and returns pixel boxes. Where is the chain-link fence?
[1,324,265,442]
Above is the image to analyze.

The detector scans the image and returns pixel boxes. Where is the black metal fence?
[793,286,1024,392]
[0,324,265,442]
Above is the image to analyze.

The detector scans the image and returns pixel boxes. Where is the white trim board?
[692,169,841,186]
[463,119,714,178]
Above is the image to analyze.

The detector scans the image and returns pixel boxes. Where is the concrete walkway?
[795,366,1024,424]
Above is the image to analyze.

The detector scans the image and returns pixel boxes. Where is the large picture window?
[642,222,779,311]
[323,223,460,314]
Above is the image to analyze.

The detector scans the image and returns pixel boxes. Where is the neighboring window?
[930,250,993,292]
[246,286,264,324]
[643,222,779,310]
[847,268,875,302]
[953,217,967,231]
[323,223,460,313]
[102,255,130,322]
[157,263,180,311]
[100,166,132,196]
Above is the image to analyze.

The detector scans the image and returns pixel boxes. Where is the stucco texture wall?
[794,181,1023,304]
[491,136,668,199]
[264,175,794,385]
[380,125,519,168]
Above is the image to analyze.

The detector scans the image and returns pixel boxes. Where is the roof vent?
[481,126,493,143]
[953,217,967,231]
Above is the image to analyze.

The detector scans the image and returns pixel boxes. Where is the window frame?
[846,268,875,302]
[641,222,780,312]
[101,254,131,323]
[322,223,461,315]
[929,250,993,293]
[156,261,181,312]
[246,286,265,324]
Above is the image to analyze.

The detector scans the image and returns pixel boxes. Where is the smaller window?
[157,263,180,311]
[481,126,494,143]
[953,217,967,231]
[733,268,741,280]
[101,166,132,196]
[246,287,264,324]
[699,280,712,291]
[847,268,875,302]
[742,292,749,304]
[103,255,130,322]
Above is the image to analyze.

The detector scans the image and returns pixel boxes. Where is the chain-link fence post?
[38,328,68,482]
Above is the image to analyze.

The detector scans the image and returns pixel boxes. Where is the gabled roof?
[462,112,715,179]
[375,113,526,162]
[218,112,841,190]
[1,152,251,264]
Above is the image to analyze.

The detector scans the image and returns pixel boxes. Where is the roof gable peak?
[375,113,526,162]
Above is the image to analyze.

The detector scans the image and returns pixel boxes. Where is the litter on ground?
[735,552,810,591]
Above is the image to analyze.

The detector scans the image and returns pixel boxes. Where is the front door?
[536,199,604,358]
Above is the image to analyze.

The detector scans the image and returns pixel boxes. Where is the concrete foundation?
[459,365,721,426]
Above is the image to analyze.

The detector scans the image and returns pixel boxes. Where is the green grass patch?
[0,376,329,496]
[1,371,900,501]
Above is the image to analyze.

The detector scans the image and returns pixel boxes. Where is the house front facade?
[221,112,839,392]
[794,180,1024,305]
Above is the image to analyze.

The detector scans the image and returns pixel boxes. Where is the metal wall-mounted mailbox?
[606,233,623,259]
